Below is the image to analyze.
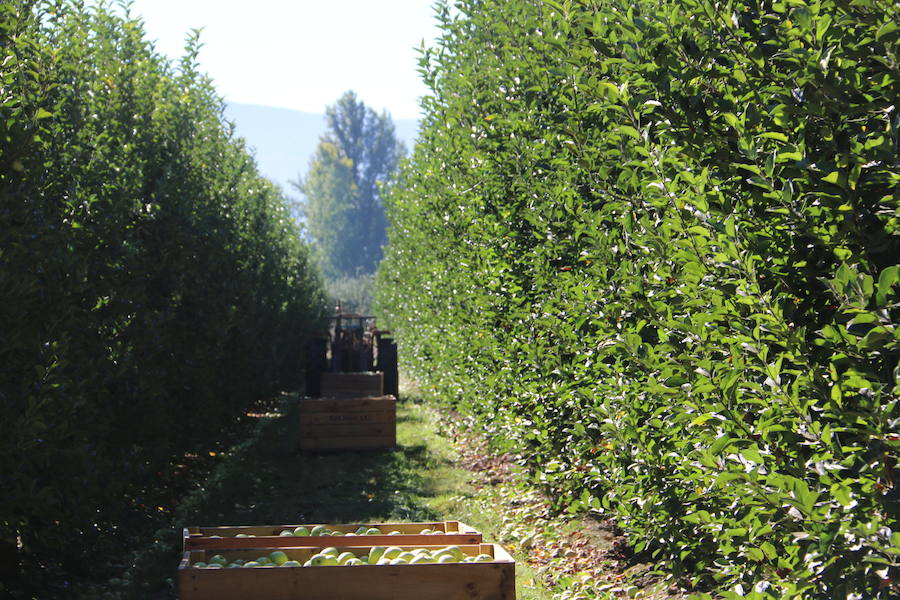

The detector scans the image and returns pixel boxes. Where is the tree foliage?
[299,91,403,278]
[377,0,899,596]
[0,1,325,590]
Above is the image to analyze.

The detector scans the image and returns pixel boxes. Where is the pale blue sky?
[109,0,442,120]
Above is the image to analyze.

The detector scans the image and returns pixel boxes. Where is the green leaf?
[831,484,852,507]
[876,20,899,42]
[816,14,833,41]
[822,171,841,184]
[876,265,899,306]
[744,547,765,562]
[618,125,641,140]
[760,132,789,142]
[741,445,764,464]
[597,81,620,101]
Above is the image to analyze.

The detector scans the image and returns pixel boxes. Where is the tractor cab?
[305,308,398,398]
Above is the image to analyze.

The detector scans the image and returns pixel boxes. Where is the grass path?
[87,391,556,599]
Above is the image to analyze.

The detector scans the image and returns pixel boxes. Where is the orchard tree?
[296,91,404,279]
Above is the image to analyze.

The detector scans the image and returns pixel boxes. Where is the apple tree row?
[0,0,325,587]
[377,0,898,597]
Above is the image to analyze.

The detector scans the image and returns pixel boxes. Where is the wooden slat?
[184,521,483,550]
[299,396,396,413]
[320,372,383,397]
[299,411,395,425]
[185,533,483,551]
[178,544,515,600]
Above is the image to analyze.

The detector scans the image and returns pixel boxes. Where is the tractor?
[304,309,398,399]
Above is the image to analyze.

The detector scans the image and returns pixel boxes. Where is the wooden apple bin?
[320,372,383,398]
[178,543,515,600]
[298,395,396,451]
[183,520,482,551]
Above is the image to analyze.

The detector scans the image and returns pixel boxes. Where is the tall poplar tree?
[297,91,404,279]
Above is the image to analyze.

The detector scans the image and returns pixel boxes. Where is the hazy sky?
[109,0,442,120]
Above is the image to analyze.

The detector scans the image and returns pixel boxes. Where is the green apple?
[389,557,408,565]
[355,526,369,535]
[256,556,272,566]
[367,546,386,563]
[419,528,433,535]
[192,562,208,568]
[436,554,456,563]
[308,553,338,566]
[443,546,465,560]
[336,551,356,565]
[410,555,431,564]
[398,552,416,562]
[281,560,302,567]
[269,551,289,566]
[235,534,248,538]
[293,526,310,536]
[382,546,403,560]
[366,527,382,535]
[208,554,227,566]
[388,530,401,535]
[279,530,294,537]
[346,558,365,566]
[227,563,242,568]
[204,563,222,569]
[475,554,493,562]
[242,561,260,568]
[310,525,329,536]
[320,547,339,557]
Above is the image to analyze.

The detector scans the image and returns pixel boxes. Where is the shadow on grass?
[88,394,449,599]
[192,397,442,526]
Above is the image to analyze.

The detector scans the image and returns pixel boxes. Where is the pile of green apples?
[272,525,444,537]
[191,546,493,569]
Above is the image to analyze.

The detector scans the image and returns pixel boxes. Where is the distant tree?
[296,91,404,279]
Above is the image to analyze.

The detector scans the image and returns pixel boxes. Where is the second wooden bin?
[298,395,396,450]
[183,520,482,551]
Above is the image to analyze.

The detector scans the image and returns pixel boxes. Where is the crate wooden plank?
[183,521,482,551]
[299,395,395,413]
[299,411,395,425]
[178,543,515,600]
[320,372,383,397]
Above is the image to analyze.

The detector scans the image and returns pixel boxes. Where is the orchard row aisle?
[75,386,684,600]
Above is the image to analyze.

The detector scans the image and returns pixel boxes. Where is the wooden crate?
[298,395,396,451]
[183,520,482,551]
[320,372,383,398]
[178,543,515,600]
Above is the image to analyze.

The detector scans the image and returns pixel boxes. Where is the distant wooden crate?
[178,543,515,600]
[299,395,396,451]
[320,371,383,398]
[183,520,483,551]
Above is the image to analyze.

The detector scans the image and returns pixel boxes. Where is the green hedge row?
[1,0,325,586]
[377,0,898,596]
